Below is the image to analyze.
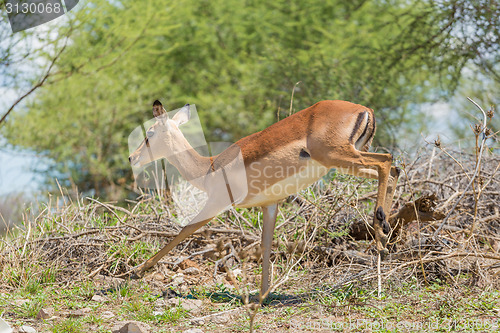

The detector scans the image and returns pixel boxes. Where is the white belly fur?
[237,160,328,207]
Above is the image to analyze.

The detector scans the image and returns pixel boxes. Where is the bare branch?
[0,37,68,127]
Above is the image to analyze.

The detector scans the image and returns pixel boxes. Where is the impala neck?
[163,125,213,191]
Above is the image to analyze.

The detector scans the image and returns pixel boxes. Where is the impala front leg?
[132,216,214,278]
[131,191,231,278]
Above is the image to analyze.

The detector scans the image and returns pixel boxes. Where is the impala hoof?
[375,206,386,222]
[375,206,391,234]
[379,248,389,260]
[382,220,390,234]
[127,265,145,280]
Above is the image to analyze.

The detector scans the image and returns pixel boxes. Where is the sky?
[0,87,42,196]
[0,144,42,195]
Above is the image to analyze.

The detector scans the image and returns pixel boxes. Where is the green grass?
[107,241,156,268]
[51,318,84,333]
[122,298,155,321]
[156,307,189,324]
[121,297,189,324]
[12,298,46,319]
[107,281,133,299]
[68,280,95,299]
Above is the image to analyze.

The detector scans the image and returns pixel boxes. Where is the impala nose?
[128,156,132,163]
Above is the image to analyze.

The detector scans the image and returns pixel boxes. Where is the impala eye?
[146,130,154,138]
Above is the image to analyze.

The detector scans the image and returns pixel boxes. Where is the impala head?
[128,100,191,168]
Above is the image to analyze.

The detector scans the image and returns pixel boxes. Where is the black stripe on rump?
[349,111,367,143]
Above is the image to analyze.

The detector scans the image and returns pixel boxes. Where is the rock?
[36,308,51,320]
[182,299,203,312]
[179,285,190,294]
[211,314,230,324]
[101,311,115,319]
[19,326,37,333]
[183,329,204,333]
[171,274,184,286]
[183,267,200,275]
[167,298,203,313]
[153,310,164,316]
[152,273,165,281]
[190,318,205,326]
[67,307,92,318]
[178,259,200,270]
[153,298,166,308]
[111,321,151,333]
[166,298,181,307]
[224,257,236,268]
[91,294,107,303]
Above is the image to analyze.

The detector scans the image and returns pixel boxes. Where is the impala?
[128,100,400,299]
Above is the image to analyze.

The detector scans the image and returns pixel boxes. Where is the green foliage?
[3,0,499,199]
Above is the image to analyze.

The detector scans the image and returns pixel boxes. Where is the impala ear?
[152,100,167,118]
[172,104,191,126]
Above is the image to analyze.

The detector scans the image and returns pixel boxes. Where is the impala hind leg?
[384,166,401,219]
[358,152,393,256]
[319,148,393,256]
[352,165,399,254]
[260,204,278,301]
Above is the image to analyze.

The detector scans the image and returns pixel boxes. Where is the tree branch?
[0,37,68,127]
